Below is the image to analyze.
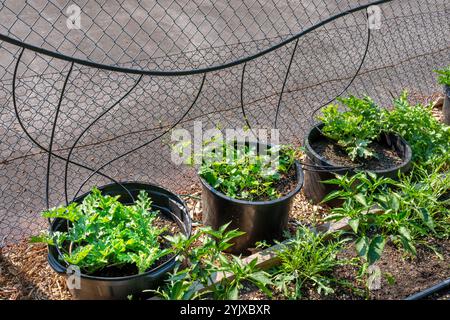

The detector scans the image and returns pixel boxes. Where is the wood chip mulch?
[0,241,71,300]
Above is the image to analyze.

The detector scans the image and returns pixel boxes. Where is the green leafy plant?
[384,91,450,164]
[318,96,384,160]
[434,65,450,86]
[199,141,300,201]
[323,170,449,268]
[320,91,450,287]
[153,223,272,300]
[272,227,355,299]
[31,188,173,275]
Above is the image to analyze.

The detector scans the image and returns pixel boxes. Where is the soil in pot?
[311,137,403,171]
[303,124,412,207]
[199,141,300,202]
[247,164,298,202]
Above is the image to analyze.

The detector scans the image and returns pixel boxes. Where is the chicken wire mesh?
[0,0,449,244]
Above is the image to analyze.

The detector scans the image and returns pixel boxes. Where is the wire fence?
[0,0,449,244]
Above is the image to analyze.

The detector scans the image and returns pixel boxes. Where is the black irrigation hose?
[0,0,393,77]
[405,278,450,300]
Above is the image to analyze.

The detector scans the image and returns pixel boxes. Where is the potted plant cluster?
[32,182,191,300]
[154,91,449,300]
[198,140,304,254]
[303,96,412,206]
[435,65,450,124]
[28,89,447,301]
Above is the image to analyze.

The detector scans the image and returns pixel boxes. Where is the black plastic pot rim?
[199,160,304,205]
[306,122,412,174]
[48,181,191,282]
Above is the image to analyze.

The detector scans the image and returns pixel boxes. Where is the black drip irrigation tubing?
[0,0,393,77]
[405,278,450,300]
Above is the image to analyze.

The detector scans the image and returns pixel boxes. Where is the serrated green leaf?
[30,234,53,245]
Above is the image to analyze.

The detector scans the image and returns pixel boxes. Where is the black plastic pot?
[303,123,412,207]
[200,161,304,255]
[443,84,450,125]
[47,182,191,300]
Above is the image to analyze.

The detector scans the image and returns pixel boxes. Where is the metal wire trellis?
[0,0,449,244]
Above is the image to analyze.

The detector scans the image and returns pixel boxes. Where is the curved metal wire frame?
[11,48,138,213]
[274,39,299,130]
[309,9,373,125]
[3,0,391,217]
[0,0,392,76]
[239,10,372,172]
[63,75,143,205]
[71,73,207,202]
[46,60,74,208]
